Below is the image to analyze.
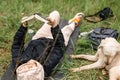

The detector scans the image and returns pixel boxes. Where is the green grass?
[0,0,120,79]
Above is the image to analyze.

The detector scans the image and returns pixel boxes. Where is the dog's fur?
[70,37,120,80]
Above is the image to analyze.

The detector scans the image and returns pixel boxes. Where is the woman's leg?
[32,10,60,40]
[61,12,84,46]
[32,23,53,40]
[61,22,75,46]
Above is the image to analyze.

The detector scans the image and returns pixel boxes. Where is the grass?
[0,0,120,80]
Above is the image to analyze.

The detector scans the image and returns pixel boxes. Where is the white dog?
[70,37,120,80]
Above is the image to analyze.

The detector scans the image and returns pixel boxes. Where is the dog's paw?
[70,68,80,72]
[70,55,76,59]
[102,69,107,75]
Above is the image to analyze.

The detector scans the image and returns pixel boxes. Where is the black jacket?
[12,24,65,77]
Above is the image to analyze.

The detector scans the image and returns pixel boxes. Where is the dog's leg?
[70,53,98,62]
[70,48,106,72]
[70,58,106,72]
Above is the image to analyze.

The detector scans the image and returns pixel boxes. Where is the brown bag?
[16,59,44,80]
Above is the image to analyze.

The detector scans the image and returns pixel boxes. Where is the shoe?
[84,7,114,23]
[68,12,84,27]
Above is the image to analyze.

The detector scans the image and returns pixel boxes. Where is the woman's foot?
[21,16,29,27]
[46,10,60,28]
[68,12,84,27]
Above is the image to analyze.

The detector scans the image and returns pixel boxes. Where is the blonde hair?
[16,59,44,80]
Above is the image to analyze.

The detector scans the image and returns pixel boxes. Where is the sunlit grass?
[0,0,120,79]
